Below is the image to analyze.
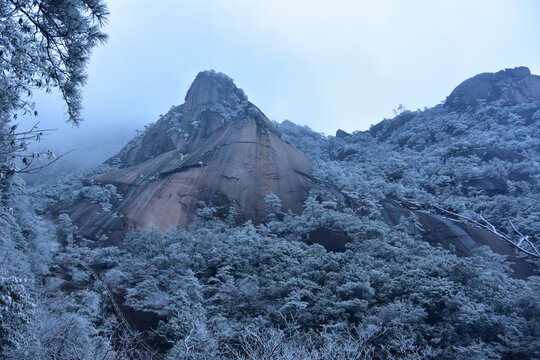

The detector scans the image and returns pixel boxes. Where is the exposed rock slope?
[68,71,316,240]
[445,66,540,111]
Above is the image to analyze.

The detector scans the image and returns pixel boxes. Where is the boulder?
[445,66,540,111]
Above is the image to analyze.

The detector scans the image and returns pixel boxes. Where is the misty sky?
[25,0,540,174]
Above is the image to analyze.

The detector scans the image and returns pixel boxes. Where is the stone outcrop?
[380,199,534,279]
[445,66,540,111]
[67,71,317,241]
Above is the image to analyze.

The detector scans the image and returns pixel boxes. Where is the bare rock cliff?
[68,71,316,240]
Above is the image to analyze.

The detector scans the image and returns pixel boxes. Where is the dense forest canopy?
[2,69,539,358]
[0,1,539,359]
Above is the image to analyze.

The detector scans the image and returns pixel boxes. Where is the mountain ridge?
[52,67,539,279]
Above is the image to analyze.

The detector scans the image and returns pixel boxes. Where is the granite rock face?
[69,71,316,240]
[445,66,540,111]
[379,199,534,279]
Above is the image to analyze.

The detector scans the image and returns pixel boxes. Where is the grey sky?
[26,0,540,172]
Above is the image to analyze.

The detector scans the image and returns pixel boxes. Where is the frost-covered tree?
[0,1,110,356]
[0,0,108,181]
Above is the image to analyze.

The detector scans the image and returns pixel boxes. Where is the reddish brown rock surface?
[69,71,317,240]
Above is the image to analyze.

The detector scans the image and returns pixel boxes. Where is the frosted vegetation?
[0,0,108,180]
[0,2,538,356]
[1,98,539,359]
[279,101,539,242]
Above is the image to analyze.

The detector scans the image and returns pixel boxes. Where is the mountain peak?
[65,70,315,241]
[184,70,247,109]
[503,66,531,79]
[445,66,540,111]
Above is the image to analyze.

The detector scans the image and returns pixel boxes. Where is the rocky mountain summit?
[66,71,316,241]
[445,66,540,114]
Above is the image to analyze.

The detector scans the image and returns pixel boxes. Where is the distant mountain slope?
[278,67,539,277]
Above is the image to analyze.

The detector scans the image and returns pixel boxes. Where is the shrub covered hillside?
[1,67,539,360]
[279,100,539,244]
[2,186,539,359]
